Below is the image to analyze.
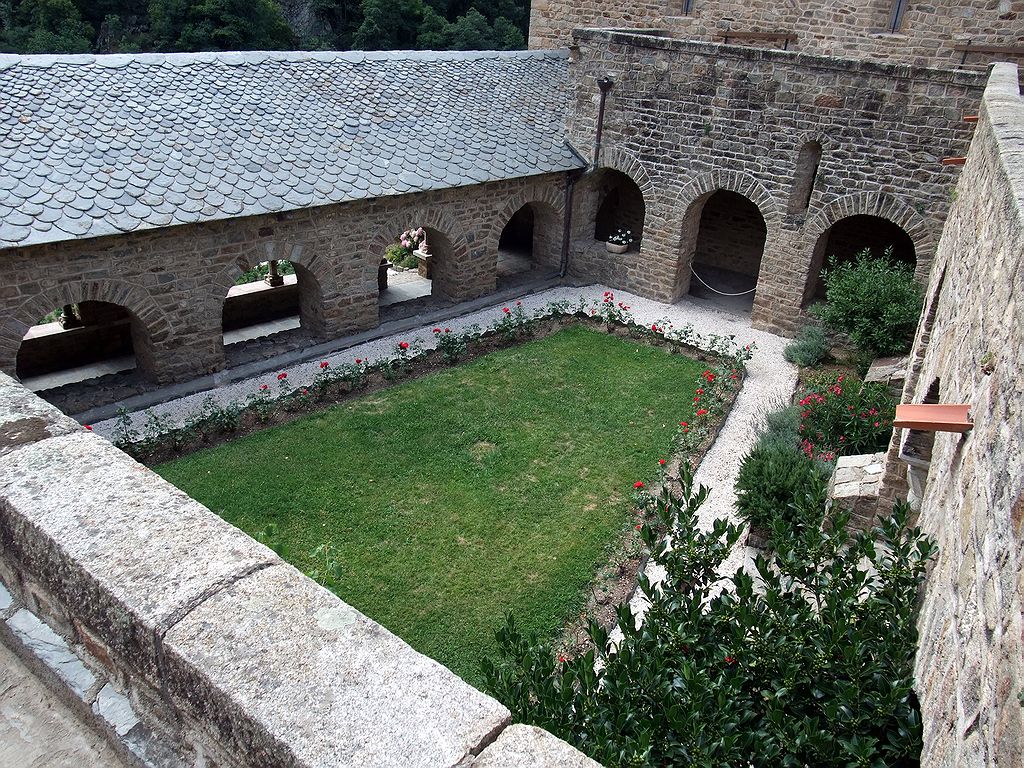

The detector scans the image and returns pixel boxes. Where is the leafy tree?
[351,0,424,50]
[148,0,294,51]
[491,15,522,49]
[1,0,93,53]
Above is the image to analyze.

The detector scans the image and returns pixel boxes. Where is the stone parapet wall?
[0,173,567,389]
[530,0,1024,70]
[564,30,983,335]
[0,371,596,767]
[883,62,1023,766]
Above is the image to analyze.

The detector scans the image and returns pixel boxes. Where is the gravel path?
[92,284,797,614]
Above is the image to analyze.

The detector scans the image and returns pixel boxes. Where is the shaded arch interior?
[804,214,917,306]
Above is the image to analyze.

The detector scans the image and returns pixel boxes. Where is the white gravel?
[93,284,797,614]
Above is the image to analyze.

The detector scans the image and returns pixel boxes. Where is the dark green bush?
[784,324,828,367]
[812,249,923,357]
[734,438,831,532]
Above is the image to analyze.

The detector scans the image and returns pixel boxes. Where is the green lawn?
[157,326,705,686]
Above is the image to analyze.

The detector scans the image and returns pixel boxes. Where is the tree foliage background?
[0,0,529,54]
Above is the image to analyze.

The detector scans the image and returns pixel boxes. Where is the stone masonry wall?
[882,63,1023,766]
[0,371,599,768]
[0,173,567,386]
[564,30,983,335]
[530,0,1024,71]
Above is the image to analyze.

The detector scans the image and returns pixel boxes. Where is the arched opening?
[685,190,767,313]
[16,300,151,391]
[222,259,324,349]
[496,202,562,286]
[592,169,645,246]
[378,226,459,318]
[788,141,822,213]
[804,215,916,306]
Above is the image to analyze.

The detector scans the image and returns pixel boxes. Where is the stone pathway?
[0,641,128,768]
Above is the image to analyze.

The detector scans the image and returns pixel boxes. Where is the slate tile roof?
[0,49,582,250]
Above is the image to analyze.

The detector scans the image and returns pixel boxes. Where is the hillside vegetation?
[0,0,529,54]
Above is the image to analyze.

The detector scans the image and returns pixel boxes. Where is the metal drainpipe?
[593,77,614,168]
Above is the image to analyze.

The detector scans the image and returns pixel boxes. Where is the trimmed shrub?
[734,439,831,532]
[812,248,923,357]
[784,324,828,367]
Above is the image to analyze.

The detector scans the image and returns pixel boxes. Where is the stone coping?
[0,369,595,766]
[572,27,989,85]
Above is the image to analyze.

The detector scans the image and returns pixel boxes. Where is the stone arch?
[481,185,564,259]
[209,238,338,339]
[803,192,935,305]
[1,279,172,380]
[599,145,655,202]
[805,192,937,257]
[368,207,472,302]
[671,170,781,299]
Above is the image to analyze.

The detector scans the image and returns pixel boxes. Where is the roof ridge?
[0,48,567,71]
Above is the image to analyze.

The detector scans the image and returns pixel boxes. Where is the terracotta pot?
[606,241,629,254]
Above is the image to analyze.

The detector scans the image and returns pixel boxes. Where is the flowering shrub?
[484,466,933,767]
[607,227,634,246]
[797,374,896,460]
[385,227,426,269]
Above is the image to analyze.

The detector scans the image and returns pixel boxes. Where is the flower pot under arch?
[606,242,629,254]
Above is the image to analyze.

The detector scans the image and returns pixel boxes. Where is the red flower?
[399,342,410,350]
[874,421,880,427]
[355,358,363,364]
[516,301,522,306]
[320,361,330,369]
[696,388,704,395]
[433,327,441,333]
[693,396,700,403]
[635,523,642,530]
[558,655,566,663]
[696,408,708,417]
[659,459,666,466]
[725,655,736,665]
[444,328,451,333]
[260,384,269,391]
[651,323,658,331]
[277,372,287,380]
[680,421,688,427]
[83,424,93,431]
[633,481,645,489]
[502,307,510,314]
[300,388,308,395]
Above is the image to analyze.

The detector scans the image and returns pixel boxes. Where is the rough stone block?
[163,564,511,768]
[472,725,602,767]
[0,432,279,680]
[0,371,84,458]
[828,452,886,529]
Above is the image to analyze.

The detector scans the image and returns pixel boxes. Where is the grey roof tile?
[0,49,579,249]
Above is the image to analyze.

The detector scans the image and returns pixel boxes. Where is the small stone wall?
[529,0,1024,70]
[564,30,983,335]
[0,371,597,768]
[878,63,1023,766]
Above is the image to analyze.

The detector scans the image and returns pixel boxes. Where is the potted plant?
[606,228,634,253]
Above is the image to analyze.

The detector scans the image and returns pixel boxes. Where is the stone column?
[265,260,284,287]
